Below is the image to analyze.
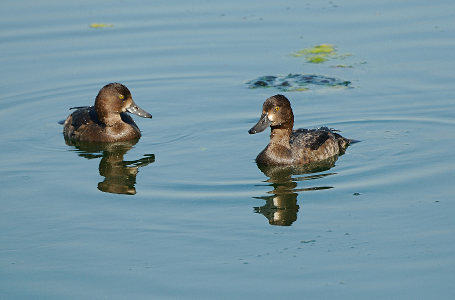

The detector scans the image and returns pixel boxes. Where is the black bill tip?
[248,113,271,134]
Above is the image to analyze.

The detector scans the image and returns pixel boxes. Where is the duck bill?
[126,100,152,118]
[249,113,271,134]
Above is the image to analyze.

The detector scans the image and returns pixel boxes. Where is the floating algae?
[292,44,335,55]
[89,23,114,28]
[291,44,352,64]
[246,74,351,92]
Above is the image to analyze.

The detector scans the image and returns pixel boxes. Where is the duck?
[248,94,351,165]
[63,83,152,143]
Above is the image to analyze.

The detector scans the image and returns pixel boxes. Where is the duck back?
[290,127,350,164]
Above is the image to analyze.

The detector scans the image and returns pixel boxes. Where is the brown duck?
[249,94,352,165]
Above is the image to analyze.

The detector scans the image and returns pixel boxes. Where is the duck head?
[94,83,152,125]
[249,94,294,134]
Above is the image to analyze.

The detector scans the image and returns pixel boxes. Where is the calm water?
[1,0,455,299]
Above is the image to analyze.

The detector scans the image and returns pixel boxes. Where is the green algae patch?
[292,44,335,56]
[307,55,328,63]
[291,44,336,63]
[89,23,114,29]
[291,44,352,64]
[246,74,350,92]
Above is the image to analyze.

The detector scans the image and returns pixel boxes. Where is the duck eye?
[274,106,280,111]
[118,94,125,100]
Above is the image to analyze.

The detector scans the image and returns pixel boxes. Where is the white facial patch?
[267,113,275,122]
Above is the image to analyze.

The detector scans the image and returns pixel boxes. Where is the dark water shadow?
[254,156,338,226]
[65,138,155,195]
[246,73,351,92]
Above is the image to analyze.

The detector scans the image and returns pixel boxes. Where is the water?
[1,0,455,298]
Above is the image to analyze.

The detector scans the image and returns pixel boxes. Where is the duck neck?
[99,113,122,127]
[269,127,292,148]
[95,104,122,127]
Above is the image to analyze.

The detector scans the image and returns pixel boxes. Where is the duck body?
[64,106,142,143]
[249,95,351,166]
[63,83,152,143]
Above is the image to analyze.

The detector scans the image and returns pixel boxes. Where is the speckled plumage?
[249,95,351,166]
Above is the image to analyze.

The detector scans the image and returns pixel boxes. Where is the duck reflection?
[65,138,154,195]
[254,156,338,226]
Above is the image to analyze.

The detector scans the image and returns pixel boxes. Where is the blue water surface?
[1,0,455,299]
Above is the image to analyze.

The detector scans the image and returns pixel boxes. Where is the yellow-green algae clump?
[291,44,350,64]
[89,23,114,29]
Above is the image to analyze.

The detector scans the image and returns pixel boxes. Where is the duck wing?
[291,127,349,151]
[68,106,101,129]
